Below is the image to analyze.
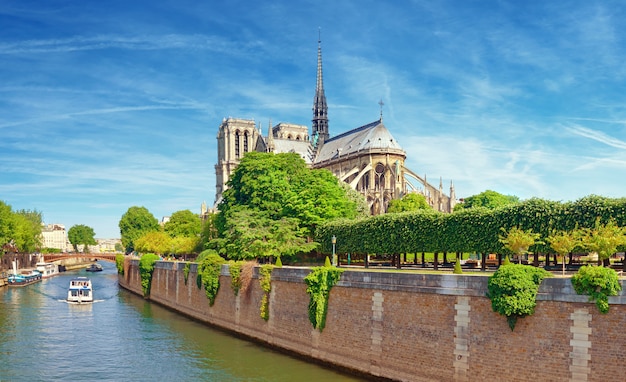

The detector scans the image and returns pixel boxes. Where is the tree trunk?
[434,252,439,270]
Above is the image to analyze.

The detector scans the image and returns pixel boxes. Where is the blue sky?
[2,1,626,238]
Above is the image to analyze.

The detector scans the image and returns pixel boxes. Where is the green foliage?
[0,204,43,254]
[571,266,622,314]
[487,264,550,331]
[215,152,358,260]
[164,209,202,238]
[453,257,463,274]
[259,265,274,320]
[499,227,541,262]
[196,252,226,306]
[502,255,511,266]
[134,231,171,255]
[324,256,331,267]
[183,262,191,285]
[115,254,125,275]
[304,267,344,331]
[138,253,160,297]
[387,193,431,213]
[456,189,520,210]
[228,261,243,295]
[68,224,97,252]
[119,206,160,253]
[579,219,626,262]
[275,256,283,267]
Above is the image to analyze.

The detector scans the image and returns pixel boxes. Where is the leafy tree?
[499,226,541,264]
[579,218,626,266]
[67,224,97,252]
[119,206,160,253]
[546,229,582,275]
[340,182,370,218]
[456,190,520,210]
[199,212,219,251]
[170,236,198,257]
[216,152,357,259]
[164,210,202,238]
[134,231,171,255]
[0,201,14,252]
[387,193,431,213]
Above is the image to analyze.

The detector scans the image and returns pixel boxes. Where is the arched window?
[235,131,240,159]
[243,131,249,152]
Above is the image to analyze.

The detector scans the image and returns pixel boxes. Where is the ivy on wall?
[115,254,125,275]
[138,253,160,297]
[183,262,190,285]
[487,264,550,331]
[196,253,225,306]
[229,261,243,296]
[304,266,344,331]
[259,265,274,321]
[571,265,622,313]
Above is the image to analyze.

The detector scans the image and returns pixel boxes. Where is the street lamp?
[332,235,337,267]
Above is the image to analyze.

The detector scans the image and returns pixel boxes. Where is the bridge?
[43,253,118,263]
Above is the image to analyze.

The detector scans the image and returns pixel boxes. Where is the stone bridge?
[43,253,118,263]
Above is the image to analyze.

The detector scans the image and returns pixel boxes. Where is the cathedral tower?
[312,32,329,147]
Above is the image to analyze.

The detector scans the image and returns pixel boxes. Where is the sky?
[2,0,626,238]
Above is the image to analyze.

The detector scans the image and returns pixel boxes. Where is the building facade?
[41,224,68,252]
[214,39,456,214]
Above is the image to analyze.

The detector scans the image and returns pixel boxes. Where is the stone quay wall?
[118,261,626,382]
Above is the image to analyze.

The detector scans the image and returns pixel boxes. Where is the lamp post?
[332,235,337,267]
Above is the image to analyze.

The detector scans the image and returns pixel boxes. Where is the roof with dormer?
[313,119,405,164]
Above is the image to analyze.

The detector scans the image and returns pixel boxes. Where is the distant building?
[41,224,68,252]
[214,37,456,214]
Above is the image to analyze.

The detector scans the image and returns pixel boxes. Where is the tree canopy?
[387,193,431,213]
[456,189,520,210]
[215,152,358,259]
[67,224,97,252]
[119,206,160,253]
[0,202,43,255]
[164,209,202,238]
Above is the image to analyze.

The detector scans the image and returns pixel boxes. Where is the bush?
[487,264,550,331]
[138,253,160,297]
[275,256,283,267]
[196,252,226,305]
[115,254,125,275]
[571,265,622,314]
[229,261,242,295]
[304,266,344,331]
[259,265,274,320]
[453,257,463,274]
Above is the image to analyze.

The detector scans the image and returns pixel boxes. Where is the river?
[0,262,366,382]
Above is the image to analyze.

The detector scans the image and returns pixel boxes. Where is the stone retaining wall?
[119,261,626,382]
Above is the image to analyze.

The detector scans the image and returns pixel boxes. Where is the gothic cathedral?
[214,38,456,214]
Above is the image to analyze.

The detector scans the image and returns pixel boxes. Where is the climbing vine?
[487,264,550,331]
[229,261,243,295]
[115,254,125,275]
[196,252,226,306]
[571,265,621,313]
[259,265,274,321]
[138,253,160,297]
[183,262,190,285]
[304,266,344,331]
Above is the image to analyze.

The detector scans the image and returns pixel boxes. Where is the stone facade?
[120,261,626,382]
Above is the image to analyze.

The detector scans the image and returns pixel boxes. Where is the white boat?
[67,277,93,303]
[36,261,60,278]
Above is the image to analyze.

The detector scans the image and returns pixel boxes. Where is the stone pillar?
[569,308,592,381]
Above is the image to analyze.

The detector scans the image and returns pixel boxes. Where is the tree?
[119,206,160,253]
[134,231,171,256]
[0,201,14,253]
[499,226,541,264]
[164,210,202,238]
[215,152,357,259]
[67,224,97,252]
[456,190,520,210]
[387,193,431,213]
[579,218,626,266]
[546,229,582,275]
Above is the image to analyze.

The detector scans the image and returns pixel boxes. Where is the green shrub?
[453,257,463,274]
[502,255,511,266]
[229,260,243,295]
[324,256,331,267]
[138,253,160,297]
[571,265,622,314]
[183,262,190,285]
[304,266,344,331]
[259,265,274,320]
[275,256,283,267]
[196,252,226,305]
[487,264,550,331]
[115,254,125,275]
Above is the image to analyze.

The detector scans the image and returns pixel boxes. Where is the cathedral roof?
[272,138,314,164]
[314,119,405,164]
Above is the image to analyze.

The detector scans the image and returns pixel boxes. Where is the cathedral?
[214,38,456,215]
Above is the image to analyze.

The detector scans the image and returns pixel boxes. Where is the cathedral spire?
[312,28,329,146]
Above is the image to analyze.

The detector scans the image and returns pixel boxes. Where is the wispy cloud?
[566,125,626,150]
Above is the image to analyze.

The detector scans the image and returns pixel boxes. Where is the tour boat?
[7,269,42,287]
[86,263,103,272]
[67,277,93,303]
[36,261,60,278]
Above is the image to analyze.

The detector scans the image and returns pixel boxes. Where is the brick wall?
[119,262,626,382]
